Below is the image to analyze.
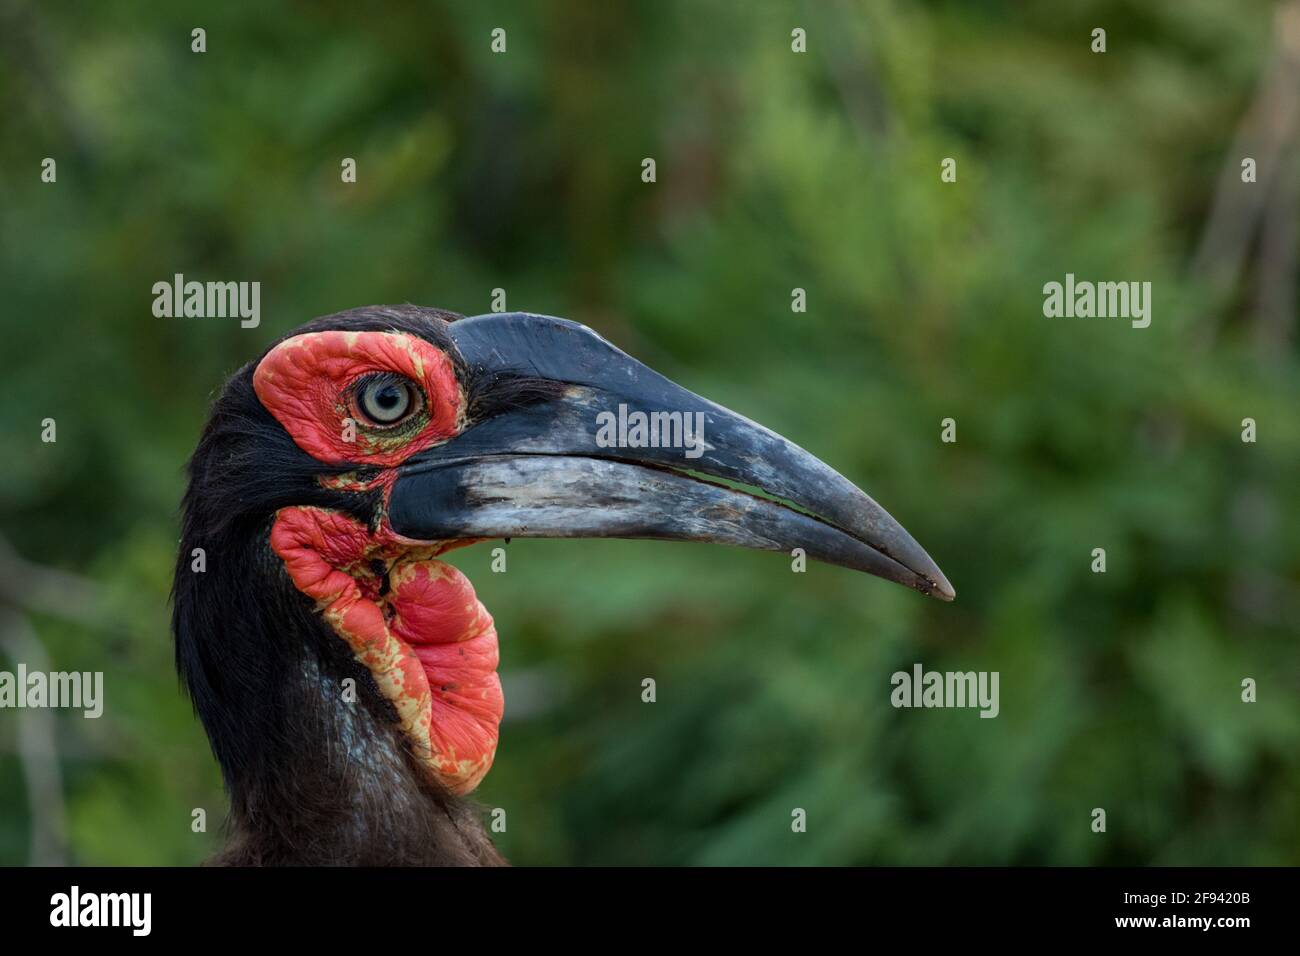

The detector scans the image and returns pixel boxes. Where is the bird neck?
[215,643,504,866]
[175,518,504,866]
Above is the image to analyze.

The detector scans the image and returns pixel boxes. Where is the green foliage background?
[1,0,1296,865]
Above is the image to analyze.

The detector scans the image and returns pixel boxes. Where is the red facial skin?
[253,329,463,465]
[254,331,503,795]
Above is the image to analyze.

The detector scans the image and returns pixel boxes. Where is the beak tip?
[925,569,956,602]
[889,535,955,602]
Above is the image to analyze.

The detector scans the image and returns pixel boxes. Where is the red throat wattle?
[270,508,502,794]
[253,331,502,795]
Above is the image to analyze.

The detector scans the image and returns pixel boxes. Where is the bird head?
[173,305,952,817]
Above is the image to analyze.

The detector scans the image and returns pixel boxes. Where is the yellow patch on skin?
[357,430,418,456]
[319,471,379,492]
[324,601,438,769]
[397,334,427,379]
[453,394,470,434]
[277,335,313,352]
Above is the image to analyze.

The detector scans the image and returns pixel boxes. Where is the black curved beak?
[388,313,954,601]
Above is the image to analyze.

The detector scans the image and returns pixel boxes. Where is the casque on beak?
[387,313,954,601]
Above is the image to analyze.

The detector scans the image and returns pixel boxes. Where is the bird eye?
[355,374,422,427]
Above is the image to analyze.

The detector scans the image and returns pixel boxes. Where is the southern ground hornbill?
[172,305,954,865]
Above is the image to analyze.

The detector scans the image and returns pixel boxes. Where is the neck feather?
[215,650,503,866]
